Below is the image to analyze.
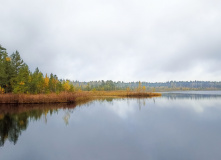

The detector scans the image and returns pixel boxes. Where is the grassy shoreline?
[0,91,161,104]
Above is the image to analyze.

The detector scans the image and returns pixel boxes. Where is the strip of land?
[0,91,161,104]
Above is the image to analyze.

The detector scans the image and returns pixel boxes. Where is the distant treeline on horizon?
[72,80,221,91]
[1,44,221,94]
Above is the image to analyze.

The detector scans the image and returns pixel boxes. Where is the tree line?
[71,80,221,91]
[1,44,221,94]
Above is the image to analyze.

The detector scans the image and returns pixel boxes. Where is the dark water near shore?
[1,91,221,160]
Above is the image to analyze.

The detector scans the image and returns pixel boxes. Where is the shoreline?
[0,91,161,104]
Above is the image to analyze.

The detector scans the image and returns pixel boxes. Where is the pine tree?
[10,51,25,91]
[0,45,7,91]
[13,64,30,93]
[0,46,14,93]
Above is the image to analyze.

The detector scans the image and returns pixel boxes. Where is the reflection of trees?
[63,110,71,125]
[100,97,153,110]
[96,97,114,105]
[162,93,221,100]
[136,98,147,110]
[0,97,160,146]
[0,103,78,147]
[0,113,28,146]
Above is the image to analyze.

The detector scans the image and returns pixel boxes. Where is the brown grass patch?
[0,91,161,104]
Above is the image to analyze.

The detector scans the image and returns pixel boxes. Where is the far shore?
[0,91,162,104]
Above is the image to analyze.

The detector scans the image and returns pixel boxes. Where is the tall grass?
[0,91,161,104]
[90,90,161,97]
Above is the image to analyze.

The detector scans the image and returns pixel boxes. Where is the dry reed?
[0,91,161,104]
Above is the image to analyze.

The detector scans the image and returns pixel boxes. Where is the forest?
[0,45,71,94]
[1,44,221,95]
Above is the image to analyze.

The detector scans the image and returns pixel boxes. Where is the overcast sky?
[0,0,221,82]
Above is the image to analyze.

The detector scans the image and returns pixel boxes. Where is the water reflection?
[0,113,26,146]
[63,110,71,125]
[1,93,221,160]
[1,93,221,147]
[0,97,152,146]
[0,104,77,146]
[162,92,221,100]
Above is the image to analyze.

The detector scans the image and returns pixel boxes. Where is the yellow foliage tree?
[63,80,71,92]
[142,86,146,92]
[5,57,11,62]
[44,74,49,87]
[137,81,142,92]
[0,86,5,94]
[19,81,25,85]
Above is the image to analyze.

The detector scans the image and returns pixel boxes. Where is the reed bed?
[90,91,162,97]
[0,91,161,104]
[0,92,76,104]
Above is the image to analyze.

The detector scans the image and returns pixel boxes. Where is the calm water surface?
[1,91,221,160]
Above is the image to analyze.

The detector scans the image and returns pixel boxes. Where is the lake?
[1,91,221,160]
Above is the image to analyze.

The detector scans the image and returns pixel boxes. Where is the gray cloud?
[0,0,221,81]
